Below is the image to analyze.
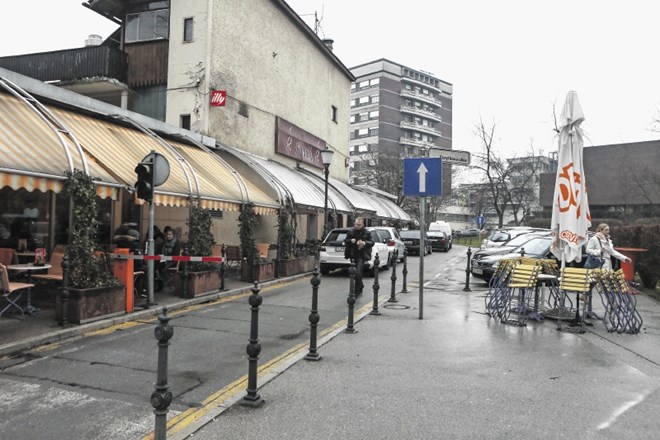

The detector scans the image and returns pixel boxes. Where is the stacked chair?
[556,267,593,333]
[592,269,643,334]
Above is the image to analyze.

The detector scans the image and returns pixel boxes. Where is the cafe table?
[7,263,51,315]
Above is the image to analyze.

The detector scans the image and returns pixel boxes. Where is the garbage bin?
[614,247,648,281]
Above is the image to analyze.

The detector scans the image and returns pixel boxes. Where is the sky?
[1,1,660,160]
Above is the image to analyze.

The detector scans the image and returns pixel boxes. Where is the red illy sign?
[210,90,226,106]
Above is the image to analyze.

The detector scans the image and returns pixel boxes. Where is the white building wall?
[167,0,351,182]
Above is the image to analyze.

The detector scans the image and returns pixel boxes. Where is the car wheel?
[320,266,330,275]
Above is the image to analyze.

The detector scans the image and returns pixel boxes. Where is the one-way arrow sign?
[403,158,442,196]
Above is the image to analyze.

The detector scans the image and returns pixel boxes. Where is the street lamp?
[321,148,334,239]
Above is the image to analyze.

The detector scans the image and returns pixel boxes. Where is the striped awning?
[0,91,120,198]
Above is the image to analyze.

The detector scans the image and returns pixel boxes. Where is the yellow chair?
[501,263,540,326]
[558,267,593,332]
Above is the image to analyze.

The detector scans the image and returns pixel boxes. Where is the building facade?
[348,58,453,195]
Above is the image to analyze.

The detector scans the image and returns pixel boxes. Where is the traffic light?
[134,160,154,202]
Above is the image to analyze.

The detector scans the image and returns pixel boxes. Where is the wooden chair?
[224,245,242,268]
[558,267,593,332]
[0,248,17,267]
[501,263,541,326]
[0,263,34,319]
[32,252,64,283]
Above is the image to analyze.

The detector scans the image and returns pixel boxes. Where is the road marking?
[597,391,649,430]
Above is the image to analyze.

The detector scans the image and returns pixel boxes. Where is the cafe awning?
[0,90,120,198]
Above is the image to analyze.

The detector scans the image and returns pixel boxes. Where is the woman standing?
[586,223,630,270]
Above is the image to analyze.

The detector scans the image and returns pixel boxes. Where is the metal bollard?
[219,260,226,291]
[388,249,398,303]
[304,268,322,361]
[241,282,265,407]
[345,264,357,333]
[401,248,409,293]
[463,247,472,292]
[520,247,525,257]
[59,255,70,327]
[370,254,381,315]
[181,245,190,299]
[151,307,174,440]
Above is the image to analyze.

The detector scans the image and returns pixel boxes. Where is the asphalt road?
[0,248,468,439]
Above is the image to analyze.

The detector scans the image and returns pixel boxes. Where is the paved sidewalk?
[187,288,660,440]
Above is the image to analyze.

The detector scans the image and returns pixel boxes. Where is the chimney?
[321,38,334,51]
[85,34,103,47]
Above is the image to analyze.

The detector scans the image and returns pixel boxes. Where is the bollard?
[59,255,70,327]
[182,245,190,299]
[304,268,322,361]
[401,248,409,293]
[241,282,265,407]
[219,260,226,291]
[520,247,526,257]
[151,307,174,440]
[388,249,398,303]
[370,254,381,315]
[345,264,357,333]
[463,247,472,292]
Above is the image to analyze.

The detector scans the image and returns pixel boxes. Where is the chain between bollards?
[388,249,398,303]
[345,264,357,333]
[401,248,408,293]
[151,307,173,440]
[59,255,70,327]
[463,247,472,292]
[304,268,322,361]
[241,281,265,407]
[370,254,381,315]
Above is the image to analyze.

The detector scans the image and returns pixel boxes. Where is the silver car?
[372,227,405,262]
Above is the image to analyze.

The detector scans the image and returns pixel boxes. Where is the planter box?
[241,261,275,283]
[175,270,221,298]
[278,256,316,277]
[56,284,126,325]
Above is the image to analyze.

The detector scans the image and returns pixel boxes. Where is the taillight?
[320,245,326,251]
[387,240,395,246]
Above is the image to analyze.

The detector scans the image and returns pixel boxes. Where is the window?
[369,110,379,119]
[359,112,368,121]
[238,102,249,117]
[358,80,369,89]
[369,78,380,86]
[331,105,337,123]
[183,17,193,42]
[350,114,356,123]
[350,99,356,107]
[358,128,368,137]
[350,83,356,91]
[369,127,379,136]
[180,114,191,130]
[126,9,169,43]
[370,94,379,104]
[359,96,369,105]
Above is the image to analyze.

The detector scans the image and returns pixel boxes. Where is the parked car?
[319,227,390,275]
[470,236,555,282]
[480,227,546,249]
[462,228,482,236]
[372,227,405,263]
[399,230,432,255]
[428,221,453,249]
[471,230,552,266]
[426,231,450,252]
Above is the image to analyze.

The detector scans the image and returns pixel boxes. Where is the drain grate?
[383,304,411,310]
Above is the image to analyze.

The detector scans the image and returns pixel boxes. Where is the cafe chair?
[0,247,18,267]
[0,263,34,319]
[501,263,541,326]
[558,267,593,333]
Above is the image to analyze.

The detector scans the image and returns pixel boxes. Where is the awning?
[47,107,279,213]
[220,148,352,214]
[0,91,120,198]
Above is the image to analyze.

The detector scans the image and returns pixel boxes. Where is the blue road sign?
[477,215,484,228]
[403,158,442,196]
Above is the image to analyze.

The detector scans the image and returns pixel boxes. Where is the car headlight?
[492,262,499,269]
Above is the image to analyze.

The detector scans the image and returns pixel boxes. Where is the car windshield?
[400,230,420,239]
[512,237,551,255]
[324,230,348,243]
[505,233,537,247]
[489,232,510,242]
[374,229,392,240]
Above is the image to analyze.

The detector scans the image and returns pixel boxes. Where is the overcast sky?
[2,1,660,159]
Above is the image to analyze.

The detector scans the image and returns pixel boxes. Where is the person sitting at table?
[159,226,181,292]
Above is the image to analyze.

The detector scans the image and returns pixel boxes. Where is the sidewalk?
[0,272,300,357]
[186,286,660,440]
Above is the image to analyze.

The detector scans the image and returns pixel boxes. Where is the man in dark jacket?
[344,217,374,297]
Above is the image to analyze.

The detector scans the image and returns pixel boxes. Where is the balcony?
[401,89,443,107]
[400,105,442,122]
[0,46,128,84]
[399,137,436,149]
[400,121,442,137]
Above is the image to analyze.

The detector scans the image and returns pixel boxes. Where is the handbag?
[584,237,604,269]
[584,254,605,269]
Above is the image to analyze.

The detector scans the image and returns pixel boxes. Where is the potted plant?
[275,209,315,277]
[57,169,124,324]
[175,205,222,297]
[239,203,274,282]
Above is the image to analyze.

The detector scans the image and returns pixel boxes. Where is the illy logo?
[210,90,227,107]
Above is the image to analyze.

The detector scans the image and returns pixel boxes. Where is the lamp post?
[321,148,334,238]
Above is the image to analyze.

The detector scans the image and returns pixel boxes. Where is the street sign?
[427,148,471,165]
[403,158,442,196]
[477,215,484,229]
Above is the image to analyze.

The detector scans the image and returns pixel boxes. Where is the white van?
[428,221,453,249]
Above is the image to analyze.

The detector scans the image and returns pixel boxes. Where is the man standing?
[344,217,374,297]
